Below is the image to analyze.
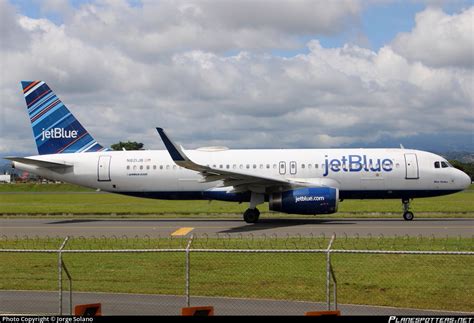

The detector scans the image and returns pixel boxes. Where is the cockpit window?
[434,161,440,168]
[441,161,449,168]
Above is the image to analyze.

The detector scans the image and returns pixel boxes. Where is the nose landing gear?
[402,198,414,221]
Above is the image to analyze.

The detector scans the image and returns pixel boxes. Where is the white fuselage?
[12,148,470,202]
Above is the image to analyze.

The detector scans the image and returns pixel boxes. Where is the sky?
[0,0,473,157]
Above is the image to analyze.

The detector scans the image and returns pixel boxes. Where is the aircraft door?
[404,153,419,179]
[98,155,111,181]
[289,161,297,175]
[279,161,286,175]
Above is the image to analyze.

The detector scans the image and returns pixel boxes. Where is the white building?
[0,174,11,183]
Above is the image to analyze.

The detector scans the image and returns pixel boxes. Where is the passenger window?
[260,164,263,169]
[253,164,257,169]
[273,164,277,169]
[219,165,223,169]
[146,165,150,170]
[266,164,270,169]
[240,165,243,169]
[233,164,236,169]
[301,164,305,169]
[140,165,143,170]
[160,165,163,170]
[434,162,440,168]
[173,165,177,170]
[153,165,156,170]
[166,165,170,170]
[441,162,448,168]
[133,165,137,170]
[315,164,318,169]
[126,165,130,170]
[246,164,250,169]
[308,164,312,169]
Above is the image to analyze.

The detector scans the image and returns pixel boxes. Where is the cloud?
[391,6,474,69]
[0,2,472,157]
[63,0,361,60]
[0,0,32,51]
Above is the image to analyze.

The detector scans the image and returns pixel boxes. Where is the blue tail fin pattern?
[21,81,107,155]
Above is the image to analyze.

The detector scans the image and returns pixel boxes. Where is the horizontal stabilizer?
[5,157,73,169]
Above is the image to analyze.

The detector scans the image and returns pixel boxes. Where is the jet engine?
[269,187,339,214]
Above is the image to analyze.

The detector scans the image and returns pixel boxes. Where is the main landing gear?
[402,198,414,221]
[243,192,264,223]
[244,208,260,223]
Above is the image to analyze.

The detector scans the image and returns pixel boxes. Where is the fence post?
[185,235,194,307]
[326,233,336,311]
[58,237,69,315]
[62,261,73,315]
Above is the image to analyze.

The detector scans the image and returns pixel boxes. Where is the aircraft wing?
[4,157,73,169]
[156,128,318,193]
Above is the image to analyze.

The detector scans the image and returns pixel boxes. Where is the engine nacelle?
[269,187,339,215]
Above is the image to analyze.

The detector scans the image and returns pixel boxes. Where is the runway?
[1,217,473,237]
[1,290,471,316]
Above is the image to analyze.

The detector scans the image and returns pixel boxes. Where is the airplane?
[5,81,471,223]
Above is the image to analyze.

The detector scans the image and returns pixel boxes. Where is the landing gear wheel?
[403,211,414,221]
[401,198,414,221]
[243,208,260,223]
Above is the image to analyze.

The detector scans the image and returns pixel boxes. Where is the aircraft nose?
[458,170,471,190]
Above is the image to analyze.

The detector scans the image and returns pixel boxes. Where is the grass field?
[0,183,472,217]
[0,236,472,312]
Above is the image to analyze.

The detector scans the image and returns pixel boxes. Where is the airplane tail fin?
[21,81,107,155]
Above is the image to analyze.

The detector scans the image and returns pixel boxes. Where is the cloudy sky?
[0,0,473,157]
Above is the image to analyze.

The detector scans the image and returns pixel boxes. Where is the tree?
[111,141,144,151]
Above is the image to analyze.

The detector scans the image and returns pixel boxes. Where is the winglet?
[156,128,188,162]
[156,128,207,173]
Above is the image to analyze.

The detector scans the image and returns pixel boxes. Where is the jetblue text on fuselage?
[41,128,78,141]
[323,155,393,177]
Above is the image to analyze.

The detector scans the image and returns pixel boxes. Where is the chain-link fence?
[1,234,473,315]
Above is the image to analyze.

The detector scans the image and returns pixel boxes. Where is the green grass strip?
[0,192,473,217]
